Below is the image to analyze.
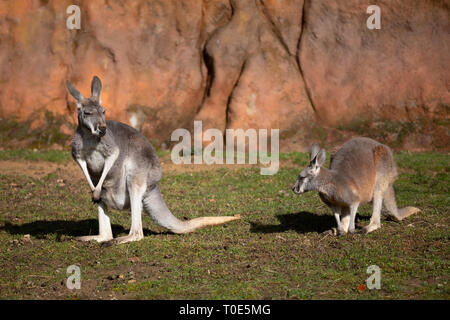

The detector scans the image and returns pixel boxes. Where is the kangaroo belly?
[100,168,130,210]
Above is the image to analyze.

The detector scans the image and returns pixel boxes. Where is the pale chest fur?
[85,149,105,174]
[73,132,113,175]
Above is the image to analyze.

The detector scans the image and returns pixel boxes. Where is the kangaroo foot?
[75,235,112,243]
[362,223,380,234]
[102,233,143,246]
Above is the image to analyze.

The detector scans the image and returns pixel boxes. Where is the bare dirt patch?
[0,155,297,179]
[0,160,81,180]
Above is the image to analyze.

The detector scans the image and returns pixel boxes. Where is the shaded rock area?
[0,0,448,151]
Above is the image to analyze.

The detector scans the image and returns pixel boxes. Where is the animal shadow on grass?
[250,211,370,234]
[250,211,334,234]
[0,219,159,241]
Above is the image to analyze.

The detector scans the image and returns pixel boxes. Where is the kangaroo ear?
[309,142,320,161]
[91,76,102,103]
[314,149,327,167]
[66,80,86,105]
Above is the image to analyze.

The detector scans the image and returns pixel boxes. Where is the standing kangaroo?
[66,76,240,245]
[292,138,420,235]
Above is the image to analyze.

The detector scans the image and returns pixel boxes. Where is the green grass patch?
[0,149,72,163]
[0,151,448,299]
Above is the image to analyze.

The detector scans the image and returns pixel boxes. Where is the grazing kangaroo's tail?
[396,206,421,220]
[142,185,240,234]
[383,185,421,222]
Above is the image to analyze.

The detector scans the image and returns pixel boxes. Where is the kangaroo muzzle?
[98,125,107,136]
[292,181,301,194]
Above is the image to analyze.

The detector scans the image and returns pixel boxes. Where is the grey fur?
[66,76,239,245]
[292,137,420,235]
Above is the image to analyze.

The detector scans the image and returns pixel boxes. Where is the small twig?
[265,269,277,274]
[319,233,330,241]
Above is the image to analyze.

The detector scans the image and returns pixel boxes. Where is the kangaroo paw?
[92,188,102,203]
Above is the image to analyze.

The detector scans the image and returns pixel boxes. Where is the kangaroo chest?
[319,192,336,207]
[85,150,105,174]
[77,137,110,175]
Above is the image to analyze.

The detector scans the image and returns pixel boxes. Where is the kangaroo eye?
[84,111,92,115]
[102,110,105,114]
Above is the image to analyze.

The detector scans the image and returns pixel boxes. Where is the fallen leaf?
[21,234,32,243]
[128,256,140,263]
[356,284,367,292]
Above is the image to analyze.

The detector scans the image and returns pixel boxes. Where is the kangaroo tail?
[383,185,421,222]
[142,185,240,234]
[396,206,421,220]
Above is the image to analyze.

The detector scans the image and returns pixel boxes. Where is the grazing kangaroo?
[292,138,420,235]
[66,76,240,245]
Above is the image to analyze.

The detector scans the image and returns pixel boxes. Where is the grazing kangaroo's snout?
[293,167,310,194]
[292,148,324,196]
[292,180,301,194]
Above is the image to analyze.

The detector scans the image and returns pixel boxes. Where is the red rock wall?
[300,0,450,125]
[0,0,448,146]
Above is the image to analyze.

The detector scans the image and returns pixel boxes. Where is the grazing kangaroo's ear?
[309,142,320,161]
[66,80,86,106]
[314,149,327,167]
[91,76,102,103]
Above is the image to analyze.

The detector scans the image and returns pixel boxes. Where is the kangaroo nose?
[292,182,300,194]
[98,126,107,136]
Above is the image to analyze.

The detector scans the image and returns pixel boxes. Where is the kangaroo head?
[66,76,107,137]
[292,142,326,194]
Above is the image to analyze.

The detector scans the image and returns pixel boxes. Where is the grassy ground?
[0,149,448,299]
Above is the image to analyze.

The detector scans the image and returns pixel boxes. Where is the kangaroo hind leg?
[363,192,382,234]
[339,207,352,235]
[76,202,113,242]
[104,178,146,245]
